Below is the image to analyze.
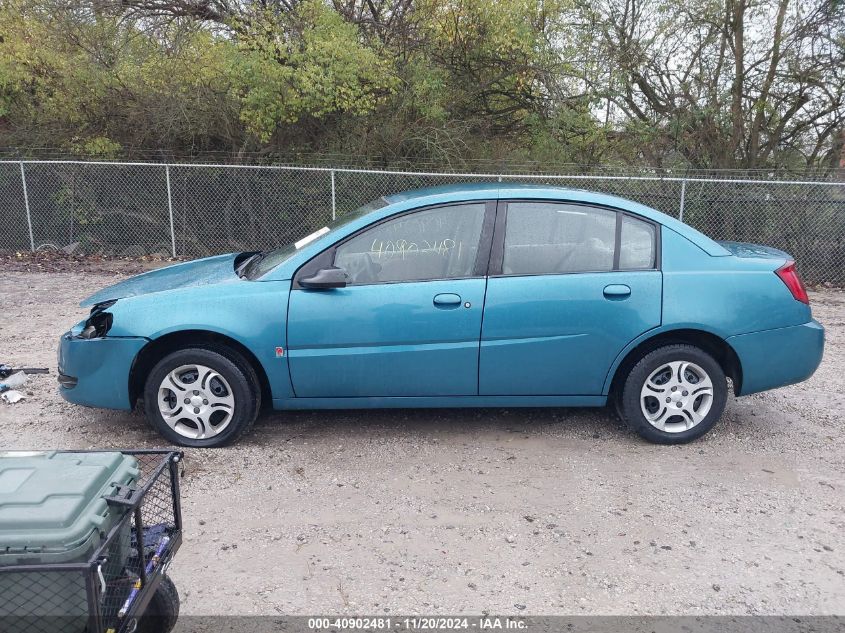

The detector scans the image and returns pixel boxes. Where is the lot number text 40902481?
[307,617,528,631]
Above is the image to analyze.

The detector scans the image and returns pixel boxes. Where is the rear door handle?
[603,284,631,299]
[433,293,462,308]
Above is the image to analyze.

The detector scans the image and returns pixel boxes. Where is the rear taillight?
[775,261,809,304]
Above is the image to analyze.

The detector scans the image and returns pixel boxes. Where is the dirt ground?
[1,270,844,617]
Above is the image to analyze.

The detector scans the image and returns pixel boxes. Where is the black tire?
[136,575,179,633]
[620,344,727,444]
[143,346,260,448]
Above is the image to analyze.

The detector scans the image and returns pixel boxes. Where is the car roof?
[384,182,578,202]
[384,182,729,257]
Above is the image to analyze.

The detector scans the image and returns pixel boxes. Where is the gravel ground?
[1,271,844,616]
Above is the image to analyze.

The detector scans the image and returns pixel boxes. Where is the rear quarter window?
[619,215,656,269]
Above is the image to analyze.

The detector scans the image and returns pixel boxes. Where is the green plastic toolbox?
[0,451,140,633]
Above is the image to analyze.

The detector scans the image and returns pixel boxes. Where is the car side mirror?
[300,266,348,289]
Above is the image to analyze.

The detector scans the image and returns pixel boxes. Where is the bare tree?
[579,0,845,168]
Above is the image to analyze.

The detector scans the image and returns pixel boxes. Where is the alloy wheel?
[639,360,714,433]
[157,364,235,440]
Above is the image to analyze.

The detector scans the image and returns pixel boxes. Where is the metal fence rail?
[1,160,843,282]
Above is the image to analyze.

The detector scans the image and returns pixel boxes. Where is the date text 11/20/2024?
[308,617,527,630]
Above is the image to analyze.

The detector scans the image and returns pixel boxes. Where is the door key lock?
[464,302,471,308]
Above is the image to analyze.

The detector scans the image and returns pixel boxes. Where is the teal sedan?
[58,184,824,447]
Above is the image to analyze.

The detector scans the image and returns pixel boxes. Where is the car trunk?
[716,240,791,260]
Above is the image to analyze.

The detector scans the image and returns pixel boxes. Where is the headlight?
[78,300,116,339]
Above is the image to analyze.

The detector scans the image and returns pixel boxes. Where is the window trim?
[292,200,497,289]
[488,199,662,278]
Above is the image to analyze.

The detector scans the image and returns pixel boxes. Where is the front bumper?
[58,329,148,410]
[728,320,824,396]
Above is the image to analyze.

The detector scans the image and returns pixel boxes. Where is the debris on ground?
[1,390,26,404]
[0,367,47,404]
[0,365,48,379]
[0,371,28,393]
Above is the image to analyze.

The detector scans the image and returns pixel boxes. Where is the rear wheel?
[136,575,179,633]
[620,344,727,444]
[143,346,260,448]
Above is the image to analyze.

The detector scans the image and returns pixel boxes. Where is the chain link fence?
[1,160,843,283]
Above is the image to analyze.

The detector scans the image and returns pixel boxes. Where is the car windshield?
[242,197,389,280]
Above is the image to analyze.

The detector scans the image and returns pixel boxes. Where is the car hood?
[80,253,241,307]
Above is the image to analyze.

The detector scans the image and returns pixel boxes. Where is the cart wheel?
[136,575,179,633]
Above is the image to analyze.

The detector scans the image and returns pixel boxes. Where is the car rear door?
[287,201,495,398]
[479,200,662,396]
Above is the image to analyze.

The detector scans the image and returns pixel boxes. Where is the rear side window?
[502,202,616,275]
[619,215,656,269]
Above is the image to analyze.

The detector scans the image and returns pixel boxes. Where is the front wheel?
[620,344,727,444]
[143,346,260,448]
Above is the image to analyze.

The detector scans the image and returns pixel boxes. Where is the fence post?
[330,170,337,221]
[19,161,35,252]
[165,164,177,257]
[678,179,687,223]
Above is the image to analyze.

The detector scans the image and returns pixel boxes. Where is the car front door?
[287,201,494,398]
[479,200,662,395]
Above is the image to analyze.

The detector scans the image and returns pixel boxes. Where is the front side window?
[333,203,487,285]
[503,202,617,275]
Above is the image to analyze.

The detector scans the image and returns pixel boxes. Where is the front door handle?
[433,293,462,308]
[603,284,631,299]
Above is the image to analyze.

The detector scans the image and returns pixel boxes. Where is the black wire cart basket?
[0,450,183,633]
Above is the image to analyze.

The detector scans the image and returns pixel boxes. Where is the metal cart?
[0,450,183,633]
